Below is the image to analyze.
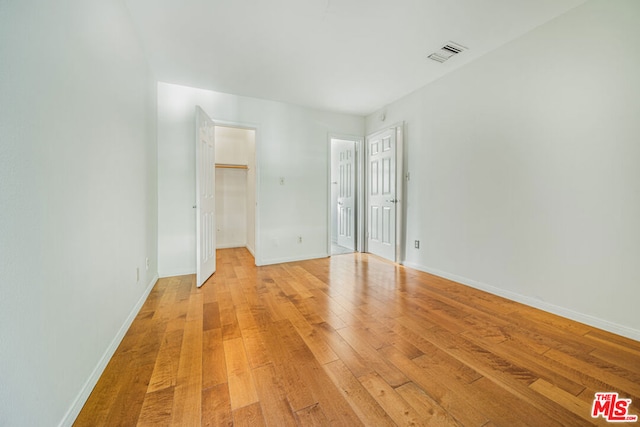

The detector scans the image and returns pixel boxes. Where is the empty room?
[1,0,639,426]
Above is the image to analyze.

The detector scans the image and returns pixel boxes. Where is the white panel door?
[195,106,216,287]
[337,140,355,250]
[367,128,396,261]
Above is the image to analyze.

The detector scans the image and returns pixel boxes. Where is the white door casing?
[367,128,396,261]
[195,106,216,287]
[337,140,356,250]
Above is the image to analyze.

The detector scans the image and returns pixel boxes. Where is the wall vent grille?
[428,41,467,63]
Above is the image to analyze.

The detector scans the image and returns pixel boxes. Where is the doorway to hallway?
[329,137,360,255]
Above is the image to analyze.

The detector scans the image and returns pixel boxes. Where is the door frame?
[327,134,363,256]
[364,122,405,263]
[200,117,262,266]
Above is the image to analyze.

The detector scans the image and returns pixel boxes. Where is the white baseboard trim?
[158,268,195,278]
[216,243,247,249]
[261,253,329,266]
[59,274,159,427]
[402,261,640,342]
[246,244,255,257]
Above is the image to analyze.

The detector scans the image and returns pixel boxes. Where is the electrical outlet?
[414,240,420,249]
[136,267,140,282]
[298,236,302,244]
[145,257,149,271]
[279,177,285,185]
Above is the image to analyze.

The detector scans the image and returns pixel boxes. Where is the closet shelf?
[215,163,248,170]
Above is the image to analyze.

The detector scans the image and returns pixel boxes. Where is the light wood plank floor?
[75,248,640,426]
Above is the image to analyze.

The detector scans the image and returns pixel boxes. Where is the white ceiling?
[125,0,587,116]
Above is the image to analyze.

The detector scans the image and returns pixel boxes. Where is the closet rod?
[215,163,248,170]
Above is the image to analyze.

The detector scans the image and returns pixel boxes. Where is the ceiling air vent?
[428,41,468,63]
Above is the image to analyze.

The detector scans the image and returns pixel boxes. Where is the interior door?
[195,106,216,287]
[337,140,356,250]
[367,128,396,261]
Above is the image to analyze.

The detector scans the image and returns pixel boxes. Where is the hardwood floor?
[75,248,640,426]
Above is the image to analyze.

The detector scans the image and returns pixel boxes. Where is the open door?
[367,128,397,261]
[195,106,216,287]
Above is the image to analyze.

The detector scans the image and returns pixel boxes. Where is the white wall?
[215,169,247,248]
[366,0,640,340]
[215,126,252,165]
[158,82,363,272]
[0,1,158,426]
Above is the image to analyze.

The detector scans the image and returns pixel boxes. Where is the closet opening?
[214,125,257,260]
